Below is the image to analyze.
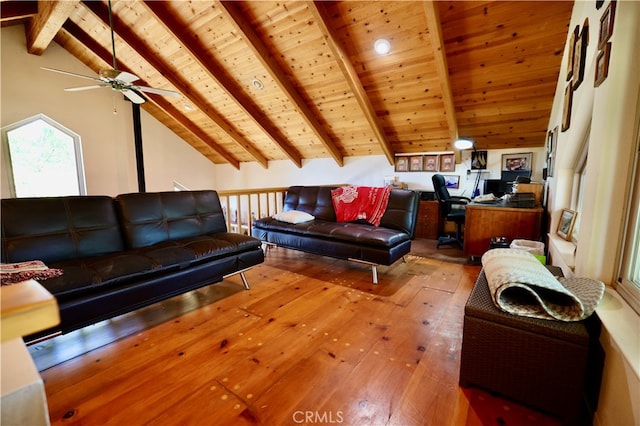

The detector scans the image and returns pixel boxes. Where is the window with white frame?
[2,114,86,197]
[618,122,640,315]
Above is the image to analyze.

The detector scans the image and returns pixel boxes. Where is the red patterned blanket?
[331,185,392,226]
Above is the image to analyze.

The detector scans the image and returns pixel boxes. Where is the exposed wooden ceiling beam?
[60,20,241,169]
[218,0,345,167]
[82,1,269,169]
[26,0,78,55]
[1,0,38,24]
[423,2,458,155]
[308,1,395,166]
[141,1,303,168]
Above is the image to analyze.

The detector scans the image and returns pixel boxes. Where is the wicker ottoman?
[459,267,602,425]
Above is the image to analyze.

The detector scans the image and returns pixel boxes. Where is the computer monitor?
[483,179,505,197]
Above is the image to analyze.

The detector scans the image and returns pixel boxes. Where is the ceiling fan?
[42,0,180,105]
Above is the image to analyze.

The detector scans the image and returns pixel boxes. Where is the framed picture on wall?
[566,25,579,81]
[572,23,588,90]
[471,150,488,170]
[409,156,423,172]
[394,156,409,172]
[562,82,573,131]
[595,42,611,87]
[598,1,616,49]
[423,154,438,172]
[439,153,455,172]
[502,152,532,171]
[443,175,460,189]
[557,209,577,240]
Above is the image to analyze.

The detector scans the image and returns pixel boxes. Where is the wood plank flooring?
[32,241,562,425]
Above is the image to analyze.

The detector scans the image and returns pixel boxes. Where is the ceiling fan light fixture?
[453,138,475,150]
[374,38,391,55]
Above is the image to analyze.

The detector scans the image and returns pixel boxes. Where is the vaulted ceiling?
[1,0,573,169]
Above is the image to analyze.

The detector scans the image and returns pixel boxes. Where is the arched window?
[2,114,86,197]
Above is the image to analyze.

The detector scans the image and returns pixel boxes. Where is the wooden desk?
[1,280,59,426]
[415,200,440,239]
[463,202,543,258]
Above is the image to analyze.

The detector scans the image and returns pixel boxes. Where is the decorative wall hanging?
[546,126,558,177]
[409,156,423,172]
[423,154,438,172]
[566,25,579,81]
[394,156,409,172]
[443,175,460,189]
[595,42,611,87]
[572,21,589,90]
[598,1,616,49]
[439,153,456,172]
[471,151,488,170]
[562,82,573,131]
[502,153,532,171]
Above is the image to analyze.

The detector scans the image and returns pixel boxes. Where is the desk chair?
[432,174,470,248]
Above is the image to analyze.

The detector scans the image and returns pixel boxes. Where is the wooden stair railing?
[217,187,289,235]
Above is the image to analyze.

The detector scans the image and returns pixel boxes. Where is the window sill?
[548,233,576,273]
[596,288,640,380]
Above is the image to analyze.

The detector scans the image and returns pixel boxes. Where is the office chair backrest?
[432,174,452,215]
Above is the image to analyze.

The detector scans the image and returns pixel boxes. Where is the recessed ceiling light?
[374,38,391,55]
[252,78,264,90]
[183,103,193,111]
[453,138,475,150]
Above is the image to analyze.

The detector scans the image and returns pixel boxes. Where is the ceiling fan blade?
[122,89,146,104]
[64,84,110,92]
[41,67,102,83]
[134,85,181,98]
[102,70,139,84]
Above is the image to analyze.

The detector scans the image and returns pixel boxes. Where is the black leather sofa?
[251,186,420,283]
[1,190,264,342]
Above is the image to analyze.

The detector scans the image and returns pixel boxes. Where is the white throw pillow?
[272,210,315,224]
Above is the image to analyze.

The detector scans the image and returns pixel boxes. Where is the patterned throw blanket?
[481,249,604,321]
[331,185,392,226]
[1,260,63,285]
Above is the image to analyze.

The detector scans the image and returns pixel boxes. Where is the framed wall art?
[562,82,573,131]
[572,21,589,90]
[409,155,423,172]
[557,209,577,240]
[566,25,579,81]
[546,126,558,177]
[443,175,460,189]
[595,42,611,87]
[423,154,438,172]
[471,150,488,170]
[502,152,532,171]
[439,153,455,172]
[598,1,616,49]
[394,156,409,172]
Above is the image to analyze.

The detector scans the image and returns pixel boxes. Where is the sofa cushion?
[116,190,228,249]
[282,186,337,221]
[1,196,125,264]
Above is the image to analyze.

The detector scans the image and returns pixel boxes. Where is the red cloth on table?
[331,186,392,226]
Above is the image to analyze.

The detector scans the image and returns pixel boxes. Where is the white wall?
[1,25,217,197]
[544,1,640,425]
[214,146,544,197]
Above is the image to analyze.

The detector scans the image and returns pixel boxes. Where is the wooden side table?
[1,280,60,426]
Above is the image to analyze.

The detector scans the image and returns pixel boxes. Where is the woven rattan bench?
[459,266,603,425]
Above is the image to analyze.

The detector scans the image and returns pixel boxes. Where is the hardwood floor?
[33,241,562,425]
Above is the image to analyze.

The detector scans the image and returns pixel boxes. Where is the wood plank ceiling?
[1,0,573,169]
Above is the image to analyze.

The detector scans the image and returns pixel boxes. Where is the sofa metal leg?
[224,268,252,290]
[239,272,250,290]
[371,265,378,285]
